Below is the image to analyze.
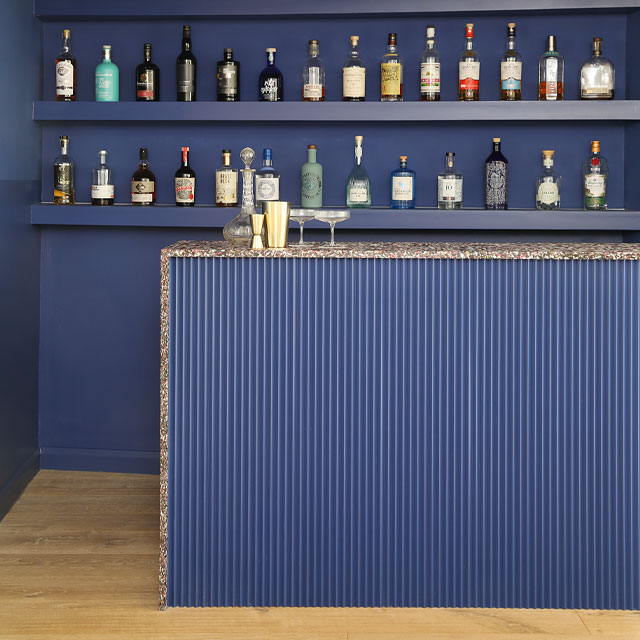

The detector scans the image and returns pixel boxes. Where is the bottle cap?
[144,43,152,50]
[388,33,397,44]
[308,144,317,149]
[446,151,455,157]
[466,23,474,37]
[426,25,435,38]
[103,44,112,50]
[309,39,319,45]
[183,25,191,32]
[546,35,557,51]
[224,47,233,55]
[592,140,600,152]
[507,22,516,30]
[542,150,554,157]
[264,148,272,159]
[182,146,189,152]
[60,135,69,142]
[350,35,359,44]
[99,149,107,154]
[355,135,363,143]
[593,37,602,43]
[63,29,70,38]
[266,47,277,53]
[493,137,501,143]
[400,155,408,161]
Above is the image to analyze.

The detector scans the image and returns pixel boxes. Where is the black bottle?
[177,25,197,101]
[217,48,240,101]
[175,146,196,206]
[136,43,160,101]
[484,137,508,210]
[258,47,283,101]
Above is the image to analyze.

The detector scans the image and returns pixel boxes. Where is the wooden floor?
[1,470,639,640]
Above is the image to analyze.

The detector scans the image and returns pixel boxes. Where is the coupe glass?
[289,208,316,245]
[315,209,350,246]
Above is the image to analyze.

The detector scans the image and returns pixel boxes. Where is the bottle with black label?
[131,148,156,206]
[217,48,239,101]
[175,146,196,206]
[56,29,76,101]
[177,25,197,101]
[53,135,74,205]
[91,150,114,205]
[136,43,159,101]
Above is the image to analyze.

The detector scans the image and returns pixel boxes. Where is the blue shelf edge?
[30,204,640,231]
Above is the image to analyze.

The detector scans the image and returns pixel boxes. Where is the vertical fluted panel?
[167,257,640,609]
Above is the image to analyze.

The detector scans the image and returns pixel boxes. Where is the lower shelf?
[30,204,640,231]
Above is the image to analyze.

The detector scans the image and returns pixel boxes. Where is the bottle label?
[500,61,522,90]
[95,71,116,101]
[349,186,368,203]
[177,64,196,93]
[91,184,114,199]
[301,171,322,201]
[537,182,559,204]
[420,62,440,94]
[343,67,366,98]
[54,165,73,197]
[485,162,507,207]
[56,60,74,96]
[137,70,156,99]
[303,84,323,99]
[585,175,606,198]
[392,176,414,201]
[438,176,463,202]
[260,78,280,101]
[218,66,238,95]
[459,61,480,90]
[175,177,195,203]
[380,63,402,97]
[255,176,280,202]
[131,180,154,203]
[544,57,558,99]
[216,170,237,203]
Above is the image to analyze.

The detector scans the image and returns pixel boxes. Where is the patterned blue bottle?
[390,155,415,209]
[484,137,508,210]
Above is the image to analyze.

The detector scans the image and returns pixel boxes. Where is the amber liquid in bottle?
[56,29,76,102]
[538,80,564,100]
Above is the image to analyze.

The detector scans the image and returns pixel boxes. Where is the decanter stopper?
[240,147,255,170]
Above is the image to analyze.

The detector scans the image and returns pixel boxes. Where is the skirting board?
[0,449,40,522]
[40,447,159,474]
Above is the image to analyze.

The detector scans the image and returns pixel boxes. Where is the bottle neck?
[426,37,435,50]
[350,43,359,58]
[60,141,69,155]
[399,160,407,169]
[61,37,70,54]
[493,142,501,153]
[182,150,189,166]
[354,142,363,166]
[144,49,152,62]
[182,36,191,52]
[507,35,516,52]
[307,149,317,163]
[466,37,474,51]
[445,156,454,170]
[139,160,148,169]
[266,52,275,66]
[98,152,107,166]
[102,49,111,61]
[387,43,397,54]
[593,44,602,56]
[543,157,553,169]
[224,52,232,61]
[308,45,319,58]
[263,158,272,167]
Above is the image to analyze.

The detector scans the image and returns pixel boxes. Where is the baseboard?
[40,447,159,474]
[0,449,40,522]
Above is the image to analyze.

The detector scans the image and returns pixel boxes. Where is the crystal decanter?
[222,147,256,246]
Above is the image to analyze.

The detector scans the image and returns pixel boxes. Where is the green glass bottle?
[301,144,322,208]
[95,45,119,102]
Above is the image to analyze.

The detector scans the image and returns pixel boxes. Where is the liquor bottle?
[136,43,159,101]
[346,135,371,208]
[91,150,114,206]
[175,146,196,206]
[303,40,325,101]
[484,138,508,210]
[301,145,323,207]
[500,23,522,101]
[380,33,403,102]
[56,29,76,102]
[259,48,283,102]
[538,35,564,101]
[535,150,561,210]
[580,38,615,100]
[95,45,119,102]
[255,149,280,206]
[420,25,440,101]
[216,150,238,207]
[437,152,463,210]
[390,156,415,209]
[583,140,608,210]
[342,35,366,102]
[217,48,239,102]
[131,148,156,206]
[53,136,74,205]
[177,25,197,102]
[459,23,480,101]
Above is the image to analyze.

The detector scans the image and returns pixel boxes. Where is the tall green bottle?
[95,45,119,102]
[301,144,323,207]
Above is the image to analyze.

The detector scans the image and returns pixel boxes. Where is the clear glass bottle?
[437,152,463,210]
[303,39,325,101]
[136,43,159,101]
[91,150,114,206]
[53,136,74,205]
[390,156,415,209]
[580,37,615,100]
[255,148,280,206]
[56,29,76,101]
[420,25,440,101]
[217,48,239,102]
[485,138,508,210]
[131,148,156,206]
[177,25,197,102]
[95,45,119,102]
[216,149,239,207]
[223,147,256,246]
[380,33,403,102]
[343,35,366,101]
[583,140,608,210]
[538,35,564,101]
[346,135,371,208]
[175,146,196,206]
[459,23,480,101]
[500,23,522,101]
[259,48,283,101]
[301,145,323,208]
[535,150,561,210]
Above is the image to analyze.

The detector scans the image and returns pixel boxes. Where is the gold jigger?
[251,213,265,249]
[264,201,290,249]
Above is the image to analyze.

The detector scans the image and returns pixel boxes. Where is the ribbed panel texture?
[168,257,640,609]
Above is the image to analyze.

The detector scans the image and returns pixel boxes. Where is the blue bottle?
[95,45,119,102]
[390,155,415,209]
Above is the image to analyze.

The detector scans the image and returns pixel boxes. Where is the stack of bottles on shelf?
[53,136,609,212]
[55,24,616,103]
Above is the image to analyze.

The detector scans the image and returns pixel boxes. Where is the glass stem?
[330,222,336,247]
[299,222,305,245]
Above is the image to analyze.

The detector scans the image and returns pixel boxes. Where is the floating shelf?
[31,204,640,231]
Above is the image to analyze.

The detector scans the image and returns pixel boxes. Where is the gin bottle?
[583,140,608,210]
[53,136,74,205]
[580,37,615,100]
[390,156,415,209]
[437,152,463,210]
[343,35,366,101]
[301,145,323,208]
[484,138,508,210]
[535,150,561,210]
[91,150,114,206]
[500,23,522,101]
[346,135,371,208]
[255,148,280,206]
[538,35,564,101]
[259,48,283,101]
[420,25,440,101]
[380,33,403,102]
[303,40,325,101]
[95,45,119,102]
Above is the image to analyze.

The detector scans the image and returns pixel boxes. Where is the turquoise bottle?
[301,144,323,207]
[95,45,119,102]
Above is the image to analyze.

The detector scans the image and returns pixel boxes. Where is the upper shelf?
[32,101,640,123]
[32,0,640,19]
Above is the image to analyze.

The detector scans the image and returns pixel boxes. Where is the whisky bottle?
[437,152,463,210]
[175,146,196,206]
[91,150,114,206]
[303,40,325,101]
[420,26,440,101]
[380,33,403,102]
[216,150,238,207]
[53,136,74,205]
[95,45,119,102]
[217,48,239,102]
[583,141,608,210]
[131,148,156,206]
[538,36,563,101]
[535,150,561,210]
[301,145,323,208]
[255,149,280,206]
[56,29,76,101]
[342,36,366,102]
[580,38,615,100]
[500,23,522,101]
[459,23,480,101]
[346,136,371,208]
[484,138,508,210]
[136,43,159,101]
[390,156,415,209]
[177,25,197,102]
